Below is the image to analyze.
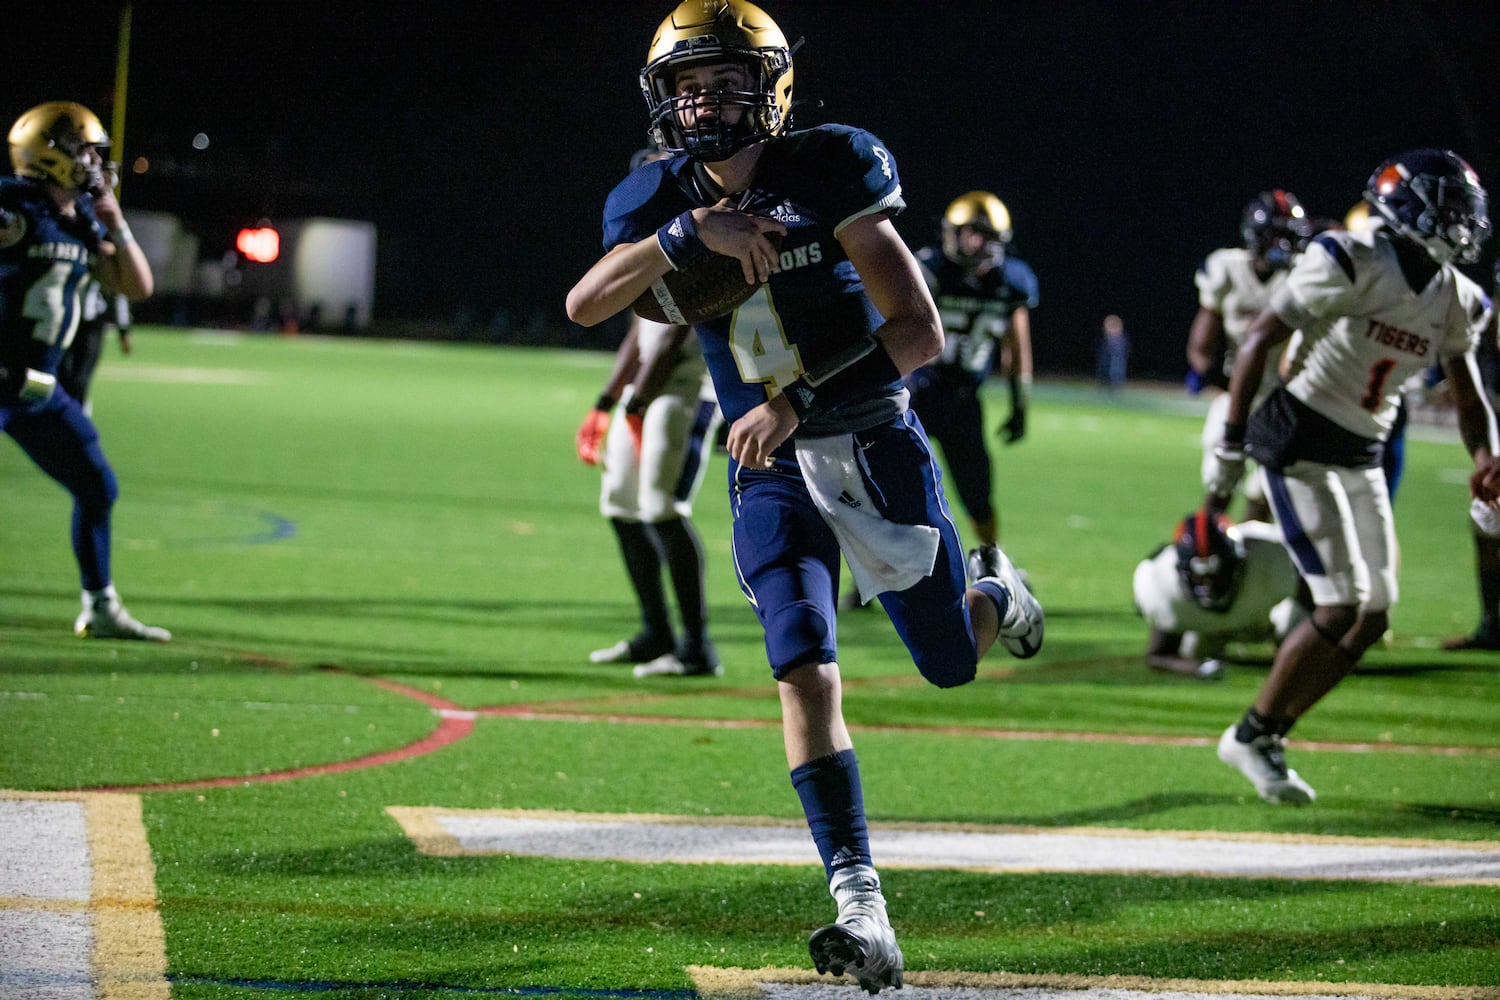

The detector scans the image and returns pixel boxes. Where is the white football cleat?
[589,633,674,664]
[631,650,723,678]
[972,546,1044,658]
[808,865,904,995]
[75,587,171,643]
[1217,724,1315,805]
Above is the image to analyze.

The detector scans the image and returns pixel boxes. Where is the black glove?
[1000,406,1027,444]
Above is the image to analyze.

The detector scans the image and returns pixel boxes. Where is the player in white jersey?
[1204,148,1497,805]
[575,143,724,678]
[577,311,723,677]
[1134,511,1306,679]
[1187,191,1309,521]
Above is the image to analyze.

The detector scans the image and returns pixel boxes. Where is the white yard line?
[391,807,1500,885]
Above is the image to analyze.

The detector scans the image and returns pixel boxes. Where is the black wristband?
[657,210,710,271]
[594,394,616,412]
[1222,421,1246,445]
[781,377,817,419]
[624,394,649,417]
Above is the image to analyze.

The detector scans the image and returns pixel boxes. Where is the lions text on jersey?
[602,124,907,438]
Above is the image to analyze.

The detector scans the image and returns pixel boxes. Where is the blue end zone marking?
[167,975,696,998]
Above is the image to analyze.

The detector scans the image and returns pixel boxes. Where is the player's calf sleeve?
[791,748,871,881]
[610,519,671,638]
[651,517,708,637]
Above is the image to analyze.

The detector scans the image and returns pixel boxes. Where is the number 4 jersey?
[601,124,908,434]
[1270,227,1491,443]
[0,176,105,383]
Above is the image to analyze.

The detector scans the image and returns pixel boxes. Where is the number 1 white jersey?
[1270,228,1491,441]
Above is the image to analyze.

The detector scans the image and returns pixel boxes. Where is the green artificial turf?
[2,329,1496,994]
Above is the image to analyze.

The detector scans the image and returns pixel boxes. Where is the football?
[632,232,782,326]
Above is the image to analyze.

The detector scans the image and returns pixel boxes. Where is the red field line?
[57,665,1499,795]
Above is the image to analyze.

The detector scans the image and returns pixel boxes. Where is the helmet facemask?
[943,222,1006,268]
[1173,512,1246,613]
[1367,152,1491,265]
[644,50,789,161]
[640,0,793,163]
[1241,191,1307,271]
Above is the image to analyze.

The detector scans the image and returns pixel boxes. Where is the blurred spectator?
[1096,314,1129,393]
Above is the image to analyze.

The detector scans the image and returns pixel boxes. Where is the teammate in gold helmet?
[2,101,165,642]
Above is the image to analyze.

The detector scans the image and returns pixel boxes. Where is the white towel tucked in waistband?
[795,434,941,601]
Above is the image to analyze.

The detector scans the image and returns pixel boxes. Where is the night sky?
[10,1,1500,379]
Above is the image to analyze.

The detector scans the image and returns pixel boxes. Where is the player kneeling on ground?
[1134,509,1308,680]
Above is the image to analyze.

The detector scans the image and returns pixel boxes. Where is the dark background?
[9,1,1499,380]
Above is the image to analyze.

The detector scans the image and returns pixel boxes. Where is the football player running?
[565,2,1043,991]
[1,101,168,642]
[909,194,1037,549]
[1187,190,1310,522]
[578,146,725,677]
[1205,149,1496,805]
[842,192,1037,612]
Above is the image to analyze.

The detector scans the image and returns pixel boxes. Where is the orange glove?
[623,397,647,457]
[576,401,612,466]
[625,413,644,456]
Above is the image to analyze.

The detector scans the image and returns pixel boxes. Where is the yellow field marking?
[688,965,1498,1000]
[0,789,169,1000]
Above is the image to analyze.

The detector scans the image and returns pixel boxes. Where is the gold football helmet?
[640,0,793,161]
[942,191,1012,265]
[9,101,111,193]
[1343,200,1374,233]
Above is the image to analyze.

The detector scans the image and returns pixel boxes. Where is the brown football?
[632,232,782,325]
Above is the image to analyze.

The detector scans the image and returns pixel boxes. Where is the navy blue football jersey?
[915,246,1039,383]
[602,125,907,431]
[0,176,104,378]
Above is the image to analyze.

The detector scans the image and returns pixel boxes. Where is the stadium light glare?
[236,226,280,263]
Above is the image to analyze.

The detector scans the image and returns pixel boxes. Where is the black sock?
[650,517,708,646]
[610,519,672,644]
[1475,534,1500,633]
[1236,707,1292,743]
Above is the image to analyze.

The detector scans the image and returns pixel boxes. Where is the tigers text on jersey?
[1271,229,1491,441]
[0,177,105,379]
[602,124,906,432]
[916,247,1039,383]
[1196,247,1287,390]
